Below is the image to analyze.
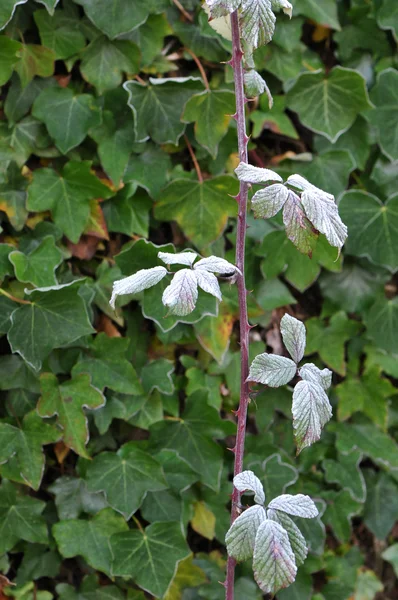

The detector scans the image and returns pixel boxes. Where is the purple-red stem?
[225,10,250,600]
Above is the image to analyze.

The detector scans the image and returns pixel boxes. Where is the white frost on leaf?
[286,174,334,200]
[268,494,319,518]
[251,184,288,219]
[162,268,198,316]
[244,70,272,105]
[225,505,266,561]
[240,0,276,48]
[271,0,293,18]
[267,509,308,566]
[195,269,222,301]
[247,353,297,387]
[234,470,265,505]
[194,255,240,276]
[253,519,297,595]
[301,188,348,251]
[158,251,197,266]
[299,363,332,390]
[110,266,167,309]
[235,162,283,185]
[292,379,333,453]
[280,314,306,364]
[205,0,241,18]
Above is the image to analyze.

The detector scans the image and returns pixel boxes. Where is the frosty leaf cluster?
[248,314,333,452]
[225,470,318,594]
[110,251,240,316]
[236,162,348,256]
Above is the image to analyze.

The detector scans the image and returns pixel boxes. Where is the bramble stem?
[225,10,250,600]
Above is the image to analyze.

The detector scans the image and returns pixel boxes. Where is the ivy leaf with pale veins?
[14,44,55,88]
[37,372,105,458]
[80,37,140,95]
[253,519,297,595]
[35,0,60,16]
[280,314,306,364]
[225,505,267,561]
[9,236,63,287]
[286,67,373,142]
[0,0,28,30]
[34,9,86,60]
[124,77,203,145]
[182,90,236,158]
[339,191,398,272]
[0,411,61,490]
[0,479,48,554]
[32,87,101,154]
[84,442,167,519]
[323,449,366,503]
[56,576,124,600]
[53,508,128,576]
[292,380,332,453]
[155,176,238,249]
[0,37,22,86]
[72,333,143,395]
[8,280,95,371]
[49,476,107,520]
[368,68,398,161]
[27,161,113,243]
[364,296,398,354]
[247,353,297,387]
[110,522,190,598]
[233,470,265,505]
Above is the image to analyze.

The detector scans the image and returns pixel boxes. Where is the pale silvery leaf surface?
[205,0,241,18]
[235,162,282,185]
[251,184,289,219]
[247,353,297,387]
[286,174,334,200]
[253,519,297,595]
[110,266,167,308]
[240,0,276,48]
[299,363,332,390]
[292,380,333,453]
[301,189,348,250]
[158,251,197,266]
[282,190,317,255]
[268,494,319,518]
[271,0,293,18]
[225,504,266,561]
[267,509,308,566]
[203,2,232,40]
[280,314,306,364]
[162,268,198,316]
[233,470,265,505]
[194,256,240,275]
[195,270,222,301]
[244,70,271,102]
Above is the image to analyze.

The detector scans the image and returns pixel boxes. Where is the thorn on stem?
[227,446,236,454]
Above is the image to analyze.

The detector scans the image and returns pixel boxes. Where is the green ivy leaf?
[369,68,398,161]
[8,281,95,371]
[123,144,171,198]
[53,508,128,576]
[34,9,86,60]
[250,95,298,140]
[0,36,22,86]
[72,333,143,395]
[364,296,398,354]
[27,161,113,243]
[0,411,61,490]
[294,0,340,29]
[382,544,398,578]
[314,117,371,171]
[35,0,60,16]
[323,449,366,503]
[0,0,28,30]
[124,77,203,145]
[377,0,398,41]
[84,441,167,519]
[56,575,124,600]
[4,75,55,125]
[339,191,398,272]
[80,37,140,94]
[249,454,298,500]
[363,471,398,539]
[15,44,55,88]
[0,163,28,231]
[37,372,105,457]
[322,490,362,543]
[32,87,101,154]
[0,479,48,554]
[9,236,63,287]
[182,90,235,158]
[110,522,190,598]
[155,176,238,249]
[49,476,107,520]
[286,67,372,142]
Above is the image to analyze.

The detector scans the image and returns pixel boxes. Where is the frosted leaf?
[235,162,282,185]
[268,494,319,518]
[253,519,297,595]
[234,470,265,505]
[158,251,197,266]
[205,0,241,18]
[286,174,334,201]
[203,2,232,39]
[225,505,266,561]
[301,189,348,251]
[268,509,308,566]
[247,353,296,387]
[280,314,306,364]
[251,184,288,219]
[299,363,332,390]
[162,269,198,316]
[240,0,276,48]
[194,256,240,276]
[271,0,293,18]
[244,70,272,105]
[292,380,332,453]
[110,266,167,309]
[283,190,318,256]
[195,270,222,301]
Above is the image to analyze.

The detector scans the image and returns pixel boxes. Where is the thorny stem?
[225,11,250,600]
